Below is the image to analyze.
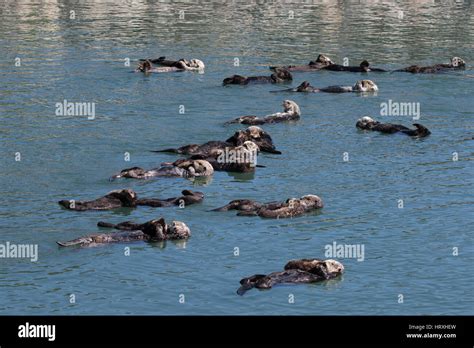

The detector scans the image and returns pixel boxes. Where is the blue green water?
[0,0,473,315]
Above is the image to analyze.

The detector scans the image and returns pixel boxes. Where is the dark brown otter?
[356,117,431,137]
[392,57,466,73]
[323,60,387,72]
[223,68,292,85]
[58,189,204,211]
[212,194,323,219]
[237,259,344,295]
[152,126,281,155]
[57,218,190,247]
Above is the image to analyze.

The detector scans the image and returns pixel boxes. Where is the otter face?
[353,80,378,92]
[451,57,465,67]
[282,100,300,116]
[300,194,323,209]
[187,160,214,177]
[240,141,260,153]
[356,116,377,129]
[316,54,334,65]
[273,68,293,81]
[325,259,344,274]
[168,221,191,239]
[246,126,264,139]
[189,59,205,69]
[109,189,137,206]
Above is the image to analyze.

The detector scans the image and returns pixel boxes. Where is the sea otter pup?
[356,116,431,137]
[269,54,335,72]
[275,80,378,93]
[237,258,344,295]
[223,68,292,85]
[322,60,387,72]
[393,57,465,73]
[226,100,300,125]
[110,159,214,181]
[56,218,190,247]
[152,126,281,155]
[58,189,204,211]
[212,194,323,218]
[136,58,205,73]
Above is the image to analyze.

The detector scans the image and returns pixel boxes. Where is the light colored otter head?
[189,59,205,69]
[183,159,214,177]
[282,100,301,116]
[353,80,378,92]
[324,259,344,274]
[300,194,324,209]
[316,54,334,65]
[451,57,465,67]
[246,126,264,139]
[356,116,376,129]
[168,221,191,239]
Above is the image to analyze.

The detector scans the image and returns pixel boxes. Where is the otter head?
[167,221,191,240]
[451,57,465,68]
[108,189,137,207]
[272,68,293,81]
[282,100,301,116]
[356,116,377,129]
[182,159,214,177]
[324,259,344,274]
[245,126,280,154]
[240,141,260,154]
[413,123,431,137]
[223,75,247,85]
[353,80,378,92]
[316,54,334,65]
[300,194,324,209]
[359,60,370,69]
[137,60,152,72]
[189,59,205,70]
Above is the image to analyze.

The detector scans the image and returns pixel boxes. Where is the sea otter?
[152,126,281,155]
[58,189,204,211]
[392,57,465,73]
[269,54,335,72]
[56,218,190,247]
[110,159,214,181]
[274,80,378,93]
[356,116,431,137]
[212,194,323,218]
[322,60,387,72]
[237,258,344,295]
[226,100,300,125]
[223,68,292,85]
[171,141,261,173]
[136,58,205,73]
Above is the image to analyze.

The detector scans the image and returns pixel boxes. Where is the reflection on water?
[0,0,473,315]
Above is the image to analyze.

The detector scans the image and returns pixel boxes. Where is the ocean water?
[0,0,473,315]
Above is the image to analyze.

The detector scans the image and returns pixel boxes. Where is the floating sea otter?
[56,218,190,247]
[152,126,281,155]
[58,189,204,211]
[322,60,387,72]
[269,54,335,72]
[136,58,205,73]
[392,57,465,73]
[226,100,300,125]
[110,159,214,181]
[223,68,292,85]
[212,194,323,218]
[175,141,262,173]
[237,258,344,295]
[274,80,378,93]
[356,116,431,137]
